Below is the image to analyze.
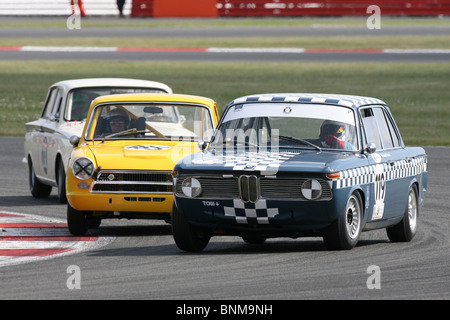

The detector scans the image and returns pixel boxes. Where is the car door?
[36,86,64,179]
[360,106,409,222]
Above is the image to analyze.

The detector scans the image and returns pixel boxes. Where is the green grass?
[1,17,450,28]
[1,60,449,146]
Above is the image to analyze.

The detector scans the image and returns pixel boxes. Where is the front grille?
[239,175,259,203]
[259,178,332,200]
[91,170,172,194]
[175,175,332,201]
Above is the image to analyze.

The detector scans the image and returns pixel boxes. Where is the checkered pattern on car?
[230,94,386,108]
[192,151,299,172]
[334,156,427,189]
[223,199,279,224]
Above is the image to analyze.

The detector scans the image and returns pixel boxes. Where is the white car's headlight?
[72,157,95,180]
[181,177,202,198]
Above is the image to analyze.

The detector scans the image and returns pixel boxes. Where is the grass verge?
[1,60,448,146]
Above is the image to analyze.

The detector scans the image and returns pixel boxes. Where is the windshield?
[85,103,215,141]
[66,87,168,121]
[210,103,358,151]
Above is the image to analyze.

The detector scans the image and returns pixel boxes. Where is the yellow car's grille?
[91,170,173,194]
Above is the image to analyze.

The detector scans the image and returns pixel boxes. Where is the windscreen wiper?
[279,136,322,151]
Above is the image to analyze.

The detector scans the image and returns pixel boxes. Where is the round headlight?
[72,157,95,180]
[301,179,322,200]
[181,177,202,198]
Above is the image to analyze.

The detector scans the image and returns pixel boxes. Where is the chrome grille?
[175,177,239,199]
[259,178,332,200]
[176,175,332,201]
[91,170,172,194]
[239,175,259,203]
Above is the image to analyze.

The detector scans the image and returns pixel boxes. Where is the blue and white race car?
[171,93,428,251]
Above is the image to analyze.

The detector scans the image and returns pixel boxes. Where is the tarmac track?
[0,137,448,300]
[1,18,450,62]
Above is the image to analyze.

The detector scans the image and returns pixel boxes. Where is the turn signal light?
[326,172,341,179]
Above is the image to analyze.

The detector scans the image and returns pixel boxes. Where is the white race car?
[24,78,172,203]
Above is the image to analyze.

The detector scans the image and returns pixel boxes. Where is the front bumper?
[67,192,173,214]
[175,197,342,233]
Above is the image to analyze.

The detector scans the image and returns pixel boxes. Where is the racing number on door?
[373,164,386,220]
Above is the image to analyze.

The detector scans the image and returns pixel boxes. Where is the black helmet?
[319,120,345,138]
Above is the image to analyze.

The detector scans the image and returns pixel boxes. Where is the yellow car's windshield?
[85,103,215,141]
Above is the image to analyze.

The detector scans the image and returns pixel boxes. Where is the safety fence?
[216,0,450,16]
[1,0,449,17]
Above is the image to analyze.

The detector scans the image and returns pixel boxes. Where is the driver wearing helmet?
[105,108,130,134]
[319,120,354,150]
[71,93,91,121]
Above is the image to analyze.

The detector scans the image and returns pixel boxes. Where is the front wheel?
[67,203,90,236]
[386,184,419,242]
[171,205,210,252]
[56,159,67,204]
[323,192,363,250]
[28,158,52,198]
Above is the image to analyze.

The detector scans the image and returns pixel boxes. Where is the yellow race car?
[66,93,219,235]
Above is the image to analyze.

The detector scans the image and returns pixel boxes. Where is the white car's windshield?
[66,87,167,121]
[85,103,215,141]
[210,103,358,151]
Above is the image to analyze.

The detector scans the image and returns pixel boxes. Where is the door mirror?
[69,135,80,147]
[364,143,376,154]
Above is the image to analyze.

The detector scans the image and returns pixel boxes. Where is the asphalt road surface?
[1,19,450,62]
[0,137,448,300]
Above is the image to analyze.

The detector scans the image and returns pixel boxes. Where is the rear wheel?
[172,205,210,252]
[28,158,52,198]
[387,184,418,242]
[323,192,363,250]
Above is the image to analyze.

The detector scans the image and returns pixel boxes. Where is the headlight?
[72,157,95,180]
[301,179,322,200]
[181,177,202,198]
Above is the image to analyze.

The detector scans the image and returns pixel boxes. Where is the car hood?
[87,140,200,171]
[176,149,366,175]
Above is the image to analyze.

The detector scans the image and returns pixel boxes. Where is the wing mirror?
[364,143,377,154]
[198,140,207,151]
[69,135,80,147]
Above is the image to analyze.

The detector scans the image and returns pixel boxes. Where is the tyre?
[386,184,418,242]
[242,234,266,244]
[171,205,210,252]
[323,192,363,250]
[67,203,89,236]
[56,159,68,204]
[28,158,52,198]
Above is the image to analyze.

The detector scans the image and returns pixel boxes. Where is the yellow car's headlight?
[72,157,95,180]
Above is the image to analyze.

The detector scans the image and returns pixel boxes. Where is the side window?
[361,108,383,150]
[361,106,401,151]
[41,87,58,119]
[373,107,394,149]
[384,112,401,148]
